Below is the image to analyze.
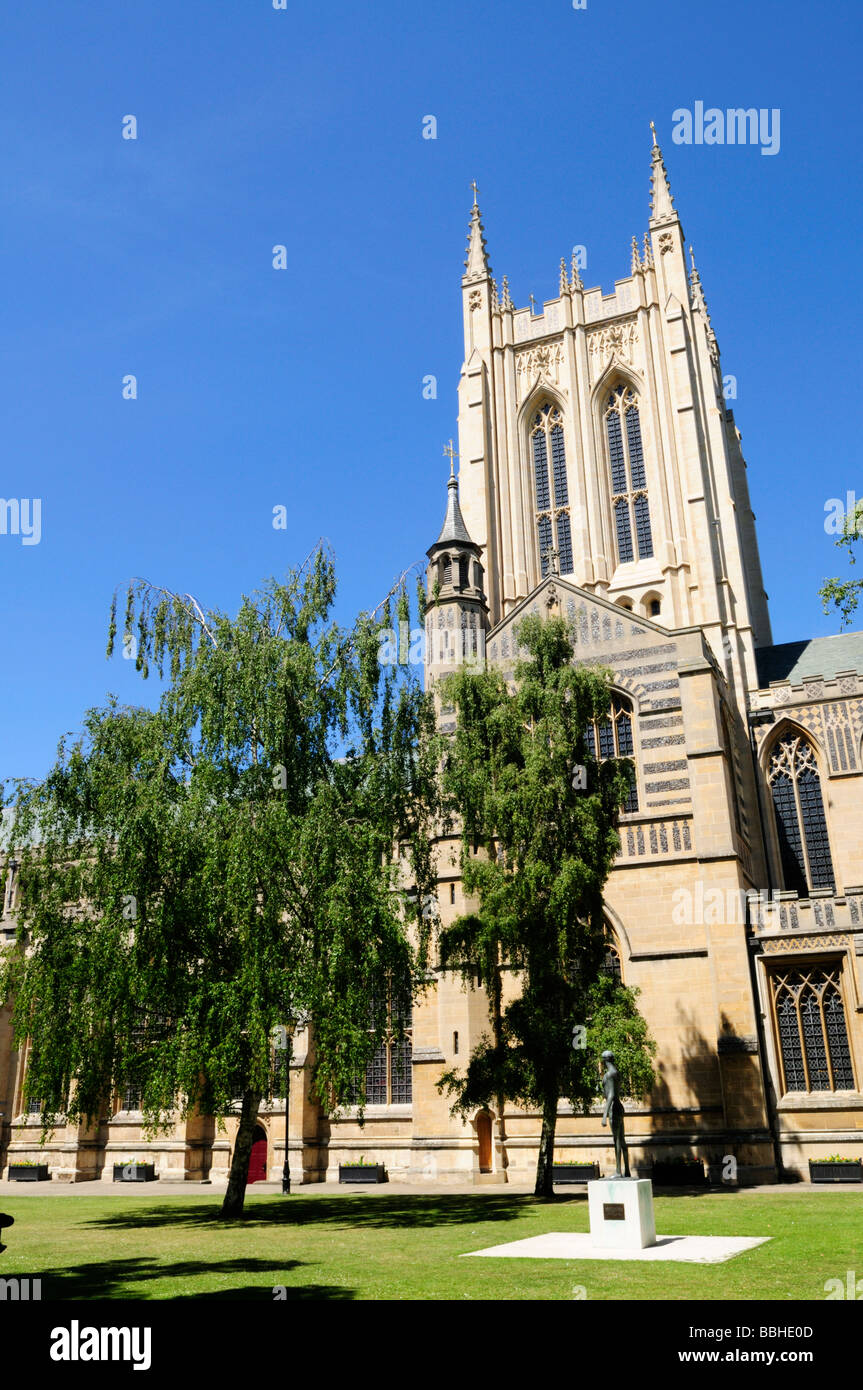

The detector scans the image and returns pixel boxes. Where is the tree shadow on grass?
[83,1193,539,1234]
[39,1256,354,1301]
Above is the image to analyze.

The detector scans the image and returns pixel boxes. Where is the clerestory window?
[604,386,653,564]
[531,403,574,577]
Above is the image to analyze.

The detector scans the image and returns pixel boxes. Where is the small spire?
[631,235,641,274]
[570,253,583,291]
[643,232,654,268]
[491,277,500,311]
[436,451,473,545]
[649,122,676,223]
[464,185,492,281]
[501,275,513,310]
[559,257,568,296]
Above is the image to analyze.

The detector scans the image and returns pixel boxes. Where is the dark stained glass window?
[353,980,413,1106]
[614,498,634,564]
[776,989,807,1092]
[767,735,834,894]
[824,985,855,1089]
[556,513,574,576]
[585,695,639,813]
[533,427,550,510]
[605,386,654,562]
[537,515,553,577]
[530,403,574,576]
[770,964,855,1094]
[550,424,569,505]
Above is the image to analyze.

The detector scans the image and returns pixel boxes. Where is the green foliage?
[433,613,655,1184]
[1,549,439,1140]
[820,496,863,626]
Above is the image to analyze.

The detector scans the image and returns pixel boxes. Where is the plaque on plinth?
[587,1177,656,1250]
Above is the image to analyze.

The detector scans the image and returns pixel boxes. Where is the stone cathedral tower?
[454,128,771,711]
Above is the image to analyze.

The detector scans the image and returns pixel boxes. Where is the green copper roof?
[754,631,863,688]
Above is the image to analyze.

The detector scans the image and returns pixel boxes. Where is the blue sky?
[2,0,862,779]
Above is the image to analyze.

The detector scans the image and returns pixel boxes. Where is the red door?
[477,1112,493,1173]
[247,1126,268,1183]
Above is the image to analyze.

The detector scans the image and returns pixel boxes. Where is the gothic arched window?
[604,386,653,564]
[769,963,855,1093]
[530,403,573,577]
[584,694,638,813]
[351,979,413,1106]
[766,733,834,894]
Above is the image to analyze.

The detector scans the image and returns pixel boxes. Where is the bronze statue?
[600,1049,630,1177]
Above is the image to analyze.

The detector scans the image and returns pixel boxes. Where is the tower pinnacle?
[463,185,492,281]
[649,121,677,224]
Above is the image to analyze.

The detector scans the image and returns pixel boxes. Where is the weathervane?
[443,439,459,476]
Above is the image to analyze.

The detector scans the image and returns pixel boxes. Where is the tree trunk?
[220,1088,262,1219]
[492,960,508,1174]
[534,1092,558,1198]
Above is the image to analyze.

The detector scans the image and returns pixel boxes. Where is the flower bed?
[650,1159,707,1187]
[809,1156,862,1184]
[8,1163,50,1182]
[551,1161,600,1184]
[113,1162,157,1183]
[338,1162,387,1184]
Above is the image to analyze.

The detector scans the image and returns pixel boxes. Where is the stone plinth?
[587,1177,656,1249]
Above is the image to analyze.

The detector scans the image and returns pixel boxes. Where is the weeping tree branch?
[314,560,426,693]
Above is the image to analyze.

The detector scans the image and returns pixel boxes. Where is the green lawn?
[0,1189,860,1300]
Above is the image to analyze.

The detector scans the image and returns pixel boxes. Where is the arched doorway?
[476,1112,493,1173]
[247,1125,268,1184]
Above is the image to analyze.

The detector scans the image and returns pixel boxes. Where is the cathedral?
[2,131,862,1186]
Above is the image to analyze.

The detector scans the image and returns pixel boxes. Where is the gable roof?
[488,574,668,643]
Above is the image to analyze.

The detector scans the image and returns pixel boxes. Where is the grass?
[0,1188,860,1300]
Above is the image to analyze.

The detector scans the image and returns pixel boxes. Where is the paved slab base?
[463,1232,770,1263]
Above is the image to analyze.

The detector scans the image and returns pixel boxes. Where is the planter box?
[809,1161,862,1184]
[338,1164,387,1184]
[552,1163,600,1184]
[113,1164,156,1183]
[9,1165,49,1182]
[651,1161,707,1187]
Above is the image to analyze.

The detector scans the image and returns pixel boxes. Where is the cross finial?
[650,120,658,148]
[529,293,536,314]
[443,438,459,476]
[470,179,480,208]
